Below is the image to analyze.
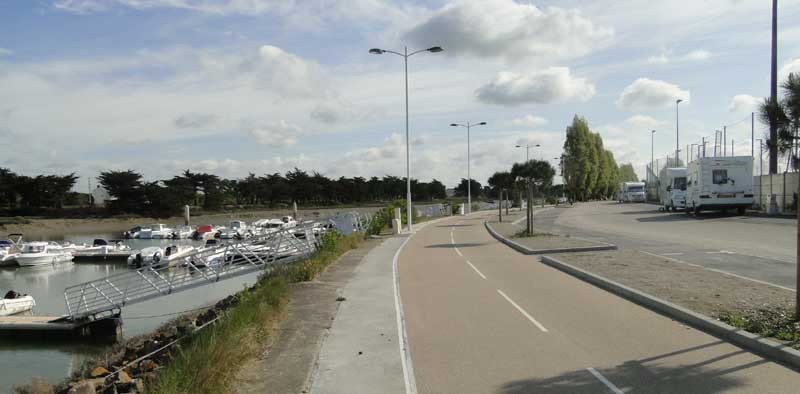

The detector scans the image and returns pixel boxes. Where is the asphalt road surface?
[398,211,799,394]
[532,202,798,290]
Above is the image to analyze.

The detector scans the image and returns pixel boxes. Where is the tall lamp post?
[515,143,540,161]
[676,99,683,166]
[450,122,487,214]
[369,45,443,232]
[650,130,656,183]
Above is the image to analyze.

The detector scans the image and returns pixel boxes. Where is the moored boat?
[127,246,164,268]
[0,290,35,316]
[162,244,196,267]
[0,234,23,267]
[139,224,173,239]
[72,239,133,262]
[15,242,74,267]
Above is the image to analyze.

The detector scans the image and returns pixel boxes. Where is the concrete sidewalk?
[309,236,409,394]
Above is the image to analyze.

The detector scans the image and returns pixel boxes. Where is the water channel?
[0,232,261,392]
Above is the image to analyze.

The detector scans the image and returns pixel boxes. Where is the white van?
[660,168,687,211]
[618,182,646,203]
[686,156,754,215]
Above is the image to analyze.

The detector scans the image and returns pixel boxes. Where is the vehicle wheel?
[737,207,746,215]
[693,204,701,216]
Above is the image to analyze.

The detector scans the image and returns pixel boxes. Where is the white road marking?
[639,250,795,292]
[660,252,684,256]
[465,260,487,279]
[392,236,418,394]
[587,368,625,394]
[454,247,463,257]
[496,290,548,332]
[706,250,735,255]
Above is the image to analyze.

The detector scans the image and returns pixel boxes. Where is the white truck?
[686,156,754,215]
[660,168,688,211]
[618,182,646,203]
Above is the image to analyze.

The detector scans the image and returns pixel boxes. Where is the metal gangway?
[64,223,323,321]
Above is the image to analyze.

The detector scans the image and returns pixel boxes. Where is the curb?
[484,220,617,254]
[539,255,800,371]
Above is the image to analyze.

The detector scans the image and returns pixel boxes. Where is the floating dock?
[73,250,134,263]
[0,315,121,339]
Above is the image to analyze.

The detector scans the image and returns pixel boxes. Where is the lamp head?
[515,145,522,148]
[450,123,459,127]
[369,48,385,54]
[478,122,487,125]
[427,46,444,53]
[676,99,683,104]
[651,129,656,133]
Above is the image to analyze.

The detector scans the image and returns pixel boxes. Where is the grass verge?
[512,228,557,238]
[717,307,800,350]
[147,231,363,394]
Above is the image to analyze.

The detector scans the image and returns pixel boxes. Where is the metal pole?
[751,112,755,158]
[467,124,471,214]
[770,0,779,175]
[724,126,727,156]
[702,137,706,157]
[404,46,412,232]
[526,145,530,162]
[732,140,735,156]
[676,100,681,166]
[686,144,689,164]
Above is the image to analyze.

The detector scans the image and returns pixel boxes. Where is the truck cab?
[619,182,646,203]
[660,168,688,211]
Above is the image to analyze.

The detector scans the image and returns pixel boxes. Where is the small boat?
[218,220,249,240]
[170,226,193,239]
[0,234,23,267]
[281,216,297,229]
[0,290,35,316]
[191,225,220,241]
[72,239,133,262]
[15,242,74,267]
[139,224,173,240]
[123,226,142,239]
[127,247,164,268]
[253,218,286,235]
[162,244,196,267]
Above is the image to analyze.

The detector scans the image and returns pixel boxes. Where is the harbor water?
[0,232,261,393]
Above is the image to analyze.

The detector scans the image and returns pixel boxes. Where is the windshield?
[673,177,687,190]
[627,186,643,192]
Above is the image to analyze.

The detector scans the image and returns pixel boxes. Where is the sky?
[3,0,800,192]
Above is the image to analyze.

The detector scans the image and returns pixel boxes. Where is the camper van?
[686,156,754,215]
[660,168,688,211]
[618,182,646,203]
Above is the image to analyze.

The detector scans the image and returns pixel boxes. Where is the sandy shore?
[0,207,380,239]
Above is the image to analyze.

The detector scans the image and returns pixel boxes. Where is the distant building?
[91,186,112,207]
[445,188,457,198]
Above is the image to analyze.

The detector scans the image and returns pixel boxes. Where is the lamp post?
[515,143,540,161]
[451,122,487,214]
[369,45,443,232]
[676,99,683,166]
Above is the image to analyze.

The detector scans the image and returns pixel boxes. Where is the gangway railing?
[63,224,319,320]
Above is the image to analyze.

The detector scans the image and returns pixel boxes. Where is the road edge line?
[484,220,617,254]
[539,254,800,371]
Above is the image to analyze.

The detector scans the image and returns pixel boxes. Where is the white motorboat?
[191,224,221,240]
[127,246,164,268]
[138,224,173,239]
[0,234,23,267]
[15,242,74,267]
[123,226,142,239]
[0,290,35,316]
[281,216,297,228]
[253,218,285,234]
[72,239,133,262]
[170,226,193,239]
[218,220,249,239]
[162,244,196,267]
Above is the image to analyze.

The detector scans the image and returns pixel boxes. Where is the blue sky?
[3,0,800,191]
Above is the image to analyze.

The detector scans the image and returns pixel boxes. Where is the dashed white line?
[660,252,684,256]
[465,260,486,279]
[496,290,548,332]
[586,367,624,394]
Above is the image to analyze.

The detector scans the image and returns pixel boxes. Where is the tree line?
[0,167,449,217]
[562,115,638,201]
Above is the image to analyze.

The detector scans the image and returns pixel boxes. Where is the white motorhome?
[686,156,754,215]
[618,182,646,203]
[660,168,688,211]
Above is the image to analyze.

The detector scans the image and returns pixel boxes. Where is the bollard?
[184,205,190,226]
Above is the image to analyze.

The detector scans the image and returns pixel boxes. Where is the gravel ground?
[554,250,795,317]
[488,218,601,250]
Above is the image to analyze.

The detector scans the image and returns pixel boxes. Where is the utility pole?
[676,99,682,166]
[724,126,727,156]
[752,112,755,158]
[702,137,706,157]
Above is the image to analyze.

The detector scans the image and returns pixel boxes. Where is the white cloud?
[174,113,217,129]
[53,0,291,15]
[475,67,595,106]
[647,49,712,64]
[779,58,800,82]
[728,94,760,113]
[0,48,12,57]
[509,115,548,128]
[616,78,690,110]
[249,120,303,147]
[404,0,612,62]
[597,115,665,137]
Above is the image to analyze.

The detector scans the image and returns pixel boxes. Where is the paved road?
[398,212,799,393]
[531,202,798,290]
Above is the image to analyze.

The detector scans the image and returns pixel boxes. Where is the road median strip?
[484,220,617,254]
[538,254,800,371]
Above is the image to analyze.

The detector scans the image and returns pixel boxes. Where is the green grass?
[148,232,363,394]
[717,308,800,349]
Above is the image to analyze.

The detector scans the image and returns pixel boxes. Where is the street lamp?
[451,122,487,214]
[515,143,540,161]
[650,130,656,182]
[369,45,443,232]
[676,99,683,166]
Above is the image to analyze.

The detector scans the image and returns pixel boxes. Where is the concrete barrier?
[484,220,617,254]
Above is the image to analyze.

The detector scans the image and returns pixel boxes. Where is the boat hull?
[0,295,36,316]
[16,253,73,267]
